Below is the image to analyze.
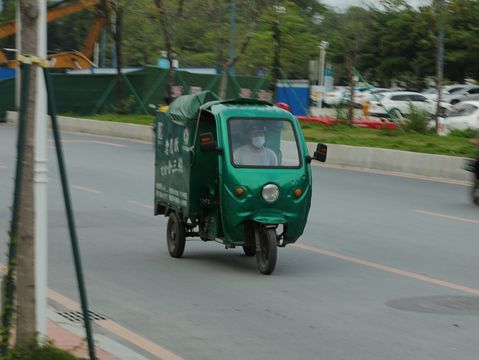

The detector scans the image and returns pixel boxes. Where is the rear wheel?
[166,212,186,258]
[255,226,277,275]
[472,180,479,206]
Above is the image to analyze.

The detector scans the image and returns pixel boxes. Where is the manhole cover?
[386,296,479,315]
[58,310,108,322]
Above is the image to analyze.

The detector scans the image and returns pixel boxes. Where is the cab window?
[228,118,301,168]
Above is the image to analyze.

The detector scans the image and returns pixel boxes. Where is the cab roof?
[166,91,290,127]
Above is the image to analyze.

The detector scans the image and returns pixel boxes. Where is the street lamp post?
[318,41,329,87]
[317,41,329,110]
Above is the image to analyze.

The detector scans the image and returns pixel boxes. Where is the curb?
[5,111,471,181]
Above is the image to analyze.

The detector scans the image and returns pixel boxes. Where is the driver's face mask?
[252,135,265,148]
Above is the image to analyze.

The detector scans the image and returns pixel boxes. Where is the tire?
[166,212,186,258]
[472,180,479,206]
[242,245,256,256]
[255,226,277,275]
[451,99,460,105]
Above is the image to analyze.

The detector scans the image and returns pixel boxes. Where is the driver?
[233,124,278,166]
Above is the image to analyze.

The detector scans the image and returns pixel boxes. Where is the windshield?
[449,87,467,94]
[229,118,301,168]
[446,103,478,117]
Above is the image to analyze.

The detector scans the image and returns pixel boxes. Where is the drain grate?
[58,310,108,323]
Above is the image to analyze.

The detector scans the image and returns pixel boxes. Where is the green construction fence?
[0,66,272,120]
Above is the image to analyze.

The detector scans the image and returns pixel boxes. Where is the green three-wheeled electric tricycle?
[154,91,327,274]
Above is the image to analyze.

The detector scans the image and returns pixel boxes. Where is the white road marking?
[51,139,126,148]
[128,200,154,209]
[72,185,102,194]
[293,243,479,296]
[415,209,479,225]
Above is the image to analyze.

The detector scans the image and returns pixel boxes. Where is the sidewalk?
[47,307,151,360]
[48,319,118,360]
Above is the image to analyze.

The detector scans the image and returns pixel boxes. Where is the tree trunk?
[16,0,38,348]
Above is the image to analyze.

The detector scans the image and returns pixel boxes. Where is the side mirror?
[199,132,218,152]
[313,143,327,162]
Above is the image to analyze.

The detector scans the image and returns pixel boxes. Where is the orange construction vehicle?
[0,0,110,69]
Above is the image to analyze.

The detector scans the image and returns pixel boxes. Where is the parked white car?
[369,91,451,118]
[353,88,391,106]
[440,101,479,133]
[323,88,348,107]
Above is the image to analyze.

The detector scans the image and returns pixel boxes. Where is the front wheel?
[166,212,186,258]
[255,226,277,275]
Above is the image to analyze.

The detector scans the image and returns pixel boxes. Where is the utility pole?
[15,0,20,108]
[317,41,328,110]
[219,0,236,99]
[318,41,328,87]
[435,0,445,134]
[34,0,48,341]
[271,4,285,102]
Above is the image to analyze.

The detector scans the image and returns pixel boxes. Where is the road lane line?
[0,264,183,360]
[61,130,152,145]
[72,185,102,194]
[128,200,154,209]
[415,209,479,225]
[96,320,184,360]
[292,243,479,297]
[315,163,470,186]
[48,289,81,311]
[52,139,126,148]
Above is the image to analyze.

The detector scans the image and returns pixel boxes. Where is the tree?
[15,0,38,349]
[444,0,479,82]
[154,0,177,103]
[218,0,269,99]
[332,6,369,124]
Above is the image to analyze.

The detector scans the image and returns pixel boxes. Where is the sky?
[322,0,432,10]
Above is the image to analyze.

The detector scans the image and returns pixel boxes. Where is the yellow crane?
[0,0,110,69]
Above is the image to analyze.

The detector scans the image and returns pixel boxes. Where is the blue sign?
[157,58,170,69]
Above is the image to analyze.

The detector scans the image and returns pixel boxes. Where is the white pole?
[34,0,48,340]
[15,0,21,108]
[317,41,328,110]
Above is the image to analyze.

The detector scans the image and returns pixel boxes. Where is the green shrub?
[1,343,79,360]
[448,128,479,138]
[333,103,349,123]
[403,104,431,134]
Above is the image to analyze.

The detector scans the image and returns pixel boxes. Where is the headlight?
[262,184,279,203]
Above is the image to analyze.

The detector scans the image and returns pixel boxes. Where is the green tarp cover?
[167,91,220,126]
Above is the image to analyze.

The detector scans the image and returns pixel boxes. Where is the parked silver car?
[443,85,479,105]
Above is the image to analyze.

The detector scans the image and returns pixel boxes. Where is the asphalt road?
[1,123,479,360]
